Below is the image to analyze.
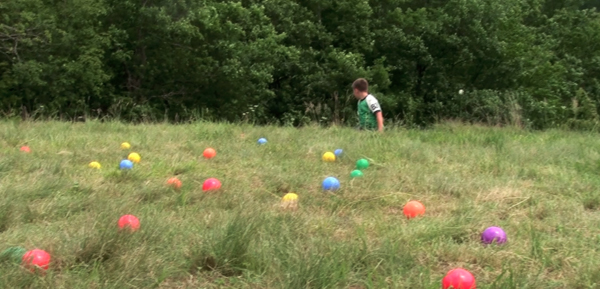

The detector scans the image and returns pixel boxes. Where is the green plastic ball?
[350,170,364,178]
[0,246,26,264]
[356,159,369,170]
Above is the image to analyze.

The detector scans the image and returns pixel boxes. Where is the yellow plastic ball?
[121,142,131,150]
[281,193,299,210]
[128,152,141,163]
[322,152,336,162]
[282,193,298,202]
[89,161,101,169]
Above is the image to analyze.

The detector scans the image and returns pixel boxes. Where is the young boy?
[352,78,384,132]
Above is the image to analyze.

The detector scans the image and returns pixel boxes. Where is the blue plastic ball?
[334,149,343,157]
[322,177,340,191]
[120,159,133,170]
[258,138,267,145]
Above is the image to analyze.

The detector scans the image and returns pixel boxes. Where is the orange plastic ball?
[20,146,31,153]
[167,177,182,189]
[203,148,216,159]
[403,200,425,219]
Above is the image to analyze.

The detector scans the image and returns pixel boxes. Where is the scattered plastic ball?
[481,226,507,245]
[442,268,476,289]
[22,249,51,271]
[120,160,133,170]
[322,152,336,162]
[322,177,340,191]
[350,170,364,178]
[20,146,31,153]
[403,201,425,219]
[281,193,299,210]
[203,148,217,159]
[121,142,131,150]
[128,152,141,163]
[167,177,182,190]
[118,215,140,232]
[282,192,298,202]
[202,178,222,191]
[334,149,343,157]
[89,161,101,169]
[0,246,26,264]
[356,159,369,170]
[258,138,267,145]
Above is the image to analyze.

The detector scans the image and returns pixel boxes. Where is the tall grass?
[0,120,598,288]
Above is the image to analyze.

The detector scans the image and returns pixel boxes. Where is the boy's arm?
[375,111,384,132]
[365,95,384,132]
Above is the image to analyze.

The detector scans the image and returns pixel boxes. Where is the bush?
[1,0,599,128]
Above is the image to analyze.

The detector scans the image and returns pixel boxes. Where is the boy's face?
[353,88,361,99]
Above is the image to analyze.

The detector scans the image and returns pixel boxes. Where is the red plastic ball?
[442,268,476,289]
[22,249,50,271]
[118,215,140,232]
[202,178,222,191]
[403,200,425,219]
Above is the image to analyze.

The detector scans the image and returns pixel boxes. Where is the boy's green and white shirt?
[357,94,381,130]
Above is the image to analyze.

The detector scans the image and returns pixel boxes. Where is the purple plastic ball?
[481,226,507,245]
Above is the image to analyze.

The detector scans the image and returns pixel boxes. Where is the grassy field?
[0,120,599,288]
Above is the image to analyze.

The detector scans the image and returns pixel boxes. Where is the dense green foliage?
[1,0,600,128]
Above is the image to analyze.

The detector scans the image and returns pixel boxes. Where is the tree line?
[1,0,600,129]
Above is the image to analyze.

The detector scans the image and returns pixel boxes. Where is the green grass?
[0,120,600,288]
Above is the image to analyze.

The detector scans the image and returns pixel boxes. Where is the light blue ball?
[120,159,133,170]
[258,138,267,144]
[322,177,340,191]
[334,149,343,157]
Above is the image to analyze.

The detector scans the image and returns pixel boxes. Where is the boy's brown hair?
[352,78,368,92]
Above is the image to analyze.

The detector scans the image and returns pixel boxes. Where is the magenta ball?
[481,226,507,244]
